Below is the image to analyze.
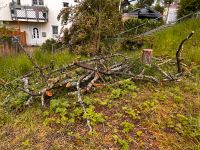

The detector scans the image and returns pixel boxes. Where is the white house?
[0,0,79,46]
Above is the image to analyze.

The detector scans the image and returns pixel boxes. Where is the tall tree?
[58,0,122,55]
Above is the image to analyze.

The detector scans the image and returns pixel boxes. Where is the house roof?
[123,7,162,19]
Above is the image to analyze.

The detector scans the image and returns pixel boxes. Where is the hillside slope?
[151,18,200,64]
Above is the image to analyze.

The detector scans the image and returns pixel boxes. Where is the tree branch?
[176,31,194,73]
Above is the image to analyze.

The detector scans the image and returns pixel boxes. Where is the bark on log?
[77,77,92,132]
[142,49,153,64]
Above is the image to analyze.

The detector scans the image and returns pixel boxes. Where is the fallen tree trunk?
[4,51,189,132]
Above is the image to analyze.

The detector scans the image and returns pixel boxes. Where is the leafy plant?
[140,100,157,112]
[136,130,143,137]
[22,139,31,148]
[173,95,184,104]
[98,99,110,106]
[120,80,137,91]
[110,88,124,99]
[40,38,62,52]
[83,97,99,105]
[152,92,167,103]
[8,92,29,110]
[121,121,135,133]
[44,98,70,126]
[113,135,129,150]
[166,114,200,141]
[122,107,140,120]
[83,105,105,125]
[110,80,137,99]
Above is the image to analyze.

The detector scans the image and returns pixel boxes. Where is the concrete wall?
[0,0,12,21]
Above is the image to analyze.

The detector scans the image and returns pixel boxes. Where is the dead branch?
[16,41,47,80]
[155,65,174,81]
[74,63,110,75]
[0,78,6,85]
[176,31,194,73]
[157,59,173,66]
[21,77,34,106]
[77,77,92,132]
[49,53,128,75]
[18,87,40,97]
[86,72,100,92]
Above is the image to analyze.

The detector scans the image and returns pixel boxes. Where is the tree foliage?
[136,0,154,7]
[58,0,122,55]
[164,0,174,4]
[154,4,164,14]
[178,0,200,18]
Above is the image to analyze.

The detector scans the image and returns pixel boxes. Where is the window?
[32,0,37,5]
[14,0,21,5]
[52,26,58,35]
[32,0,44,5]
[39,0,44,5]
[33,28,39,38]
[17,0,21,5]
[63,2,69,7]
[43,12,47,19]
[42,32,46,37]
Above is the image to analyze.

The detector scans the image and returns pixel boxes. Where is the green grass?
[0,50,79,81]
[0,18,200,149]
[151,18,200,64]
[0,53,32,80]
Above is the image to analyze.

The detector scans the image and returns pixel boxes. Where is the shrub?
[122,18,162,51]
[154,4,165,14]
[40,38,62,52]
[124,18,163,35]
[121,121,135,133]
[83,105,105,125]
[178,0,200,18]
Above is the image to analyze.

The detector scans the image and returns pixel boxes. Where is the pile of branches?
[12,53,161,107]
[4,53,189,132]
[5,51,189,108]
[3,31,194,131]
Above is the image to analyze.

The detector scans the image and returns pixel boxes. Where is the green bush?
[122,18,162,51]
[40,38,62,52]
[178,0,200,18]
[154,4,165,14]
[124,18,163,35]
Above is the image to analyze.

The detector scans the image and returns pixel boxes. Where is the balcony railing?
[9,2,48,22]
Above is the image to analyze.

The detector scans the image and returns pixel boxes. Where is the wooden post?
[142,49,153,65]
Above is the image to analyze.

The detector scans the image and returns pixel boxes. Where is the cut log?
[142,49,153,65]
